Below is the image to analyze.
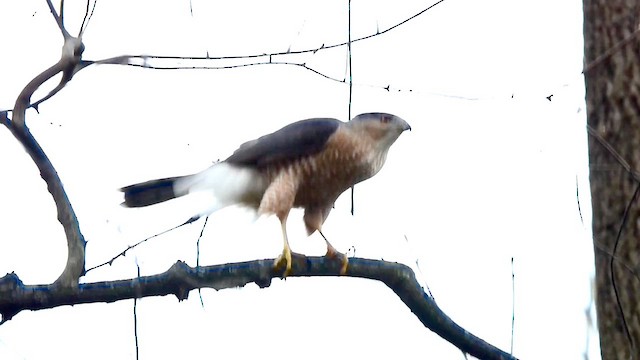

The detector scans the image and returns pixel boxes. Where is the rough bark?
[0,256,516,360]
[584,1,640,359]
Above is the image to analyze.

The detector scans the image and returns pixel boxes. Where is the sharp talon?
[340,255,348,275]
[285,250,292,276]
[325,247,348,275]
[274,248,293,277]
[320,230,347,275]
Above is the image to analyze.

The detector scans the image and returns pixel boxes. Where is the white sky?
[0,0,597,359]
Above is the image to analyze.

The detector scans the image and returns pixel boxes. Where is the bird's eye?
[381,116,391,123]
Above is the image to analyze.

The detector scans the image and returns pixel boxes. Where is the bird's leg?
[318,230,348,275]
[273,214,293,277]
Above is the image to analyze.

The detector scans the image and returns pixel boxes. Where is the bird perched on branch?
[120,112,411,276]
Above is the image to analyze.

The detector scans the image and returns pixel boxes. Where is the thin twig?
[610,182,640,359]
[197,216,209,308]
[139,0,446,62]
[98,58,345,83]
[46,0,70,39]
[79,0,98,37]
[85,216,199,273]
[1,0,449,116]
[576,175,584,225]
[347,0,353,118]
[511,257,515,355]
[134,261,140,360]
[586,124,640,181]
[348,0,355,216]
[403,235,434,299]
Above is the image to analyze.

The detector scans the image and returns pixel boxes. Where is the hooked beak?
[401,119,412,132]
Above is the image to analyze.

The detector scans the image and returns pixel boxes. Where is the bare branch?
[46,0,71,39]
[2,0,448,116]
[59,0,64,30]
[4,110,86,288]
[510,257,515,355]
[85,216,199,273]
[79,0,98,37]
[6,0,448,112]
[133,262,140,360]
[348,0,355,215]
[90,55,347,83]
[0,256,516,360]
[6,33,87,288]
[169,0,444,61]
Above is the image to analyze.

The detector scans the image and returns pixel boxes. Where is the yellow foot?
[274,249,293,277]
[325,246,349,275]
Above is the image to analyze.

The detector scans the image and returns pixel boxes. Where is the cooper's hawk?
[121,112,410,275]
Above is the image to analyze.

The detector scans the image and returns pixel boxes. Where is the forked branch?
[5,0,88,288]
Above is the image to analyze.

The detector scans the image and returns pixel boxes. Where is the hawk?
[121,112,411,275]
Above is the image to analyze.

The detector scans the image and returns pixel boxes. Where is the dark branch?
[0,0,448,116]
[137,0,446,62]
[4,111,86,288]
[79,0,98,37]
[78,0,447,69]
[0,256,515,360]
[88,56,346,83]
[1,0,449,115]
[62,0,446,88]
[85,216,199,273]
[46,0,70,39]
[133,263,140,360]
[6,30,86,288]
[348,0,355,215]
[82,56,359,89]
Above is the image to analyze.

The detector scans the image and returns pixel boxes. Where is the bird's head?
[349,112,411,149]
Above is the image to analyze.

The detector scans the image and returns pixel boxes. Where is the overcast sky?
[0,1,597,359]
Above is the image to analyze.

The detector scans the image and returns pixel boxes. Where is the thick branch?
[8,36,86,288]
[5,117,85,288]
[0,256,515,360]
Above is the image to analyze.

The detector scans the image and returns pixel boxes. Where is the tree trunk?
[584,1,640,359]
